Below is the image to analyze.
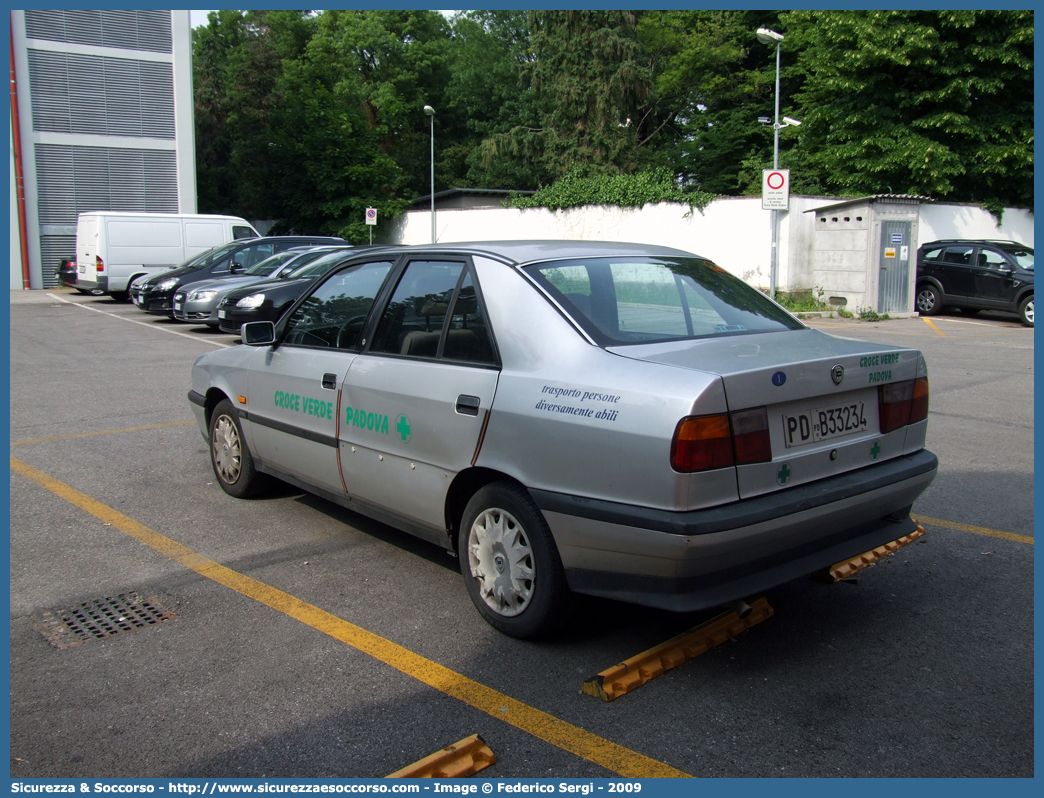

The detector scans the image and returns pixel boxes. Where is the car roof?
[321,240,703,265]
[922,239,1031,249]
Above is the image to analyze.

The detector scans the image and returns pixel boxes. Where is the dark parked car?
[916,239,1034,326]
[217,248,359,334]
[56,257,103,294]
[130,236,346,316]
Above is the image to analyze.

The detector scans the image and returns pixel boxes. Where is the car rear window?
[524,257,803,345]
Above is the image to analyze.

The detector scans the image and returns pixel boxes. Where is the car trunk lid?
[608,329,924,498]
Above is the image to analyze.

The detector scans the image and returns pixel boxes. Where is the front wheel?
[209,399,266,498]
[916,284,942,316]
[1018,295,1033,327]
[458,483,569,639]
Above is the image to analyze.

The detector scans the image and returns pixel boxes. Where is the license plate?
[783,401,867,448]
[218,309,226,319]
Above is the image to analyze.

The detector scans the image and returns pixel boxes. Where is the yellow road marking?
[12,421,197,446]
[9,457,689,779]
[922,318,946,336]
[914,515,1033,545]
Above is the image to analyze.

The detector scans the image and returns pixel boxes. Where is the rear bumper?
[535,449,937,612]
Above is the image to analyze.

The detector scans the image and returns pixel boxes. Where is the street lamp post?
[757,28,784,299]
[423,104,435,243]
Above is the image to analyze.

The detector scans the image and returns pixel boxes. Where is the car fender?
[916,275,945,296]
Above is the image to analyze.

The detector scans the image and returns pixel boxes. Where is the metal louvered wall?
[27,50,174,139]
[40,236,76,288]
[35,145,179,225]
[24,10,172,54]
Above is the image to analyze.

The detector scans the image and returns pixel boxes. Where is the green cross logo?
[870,440,881,460]
[776,462,792,486]
[396,413,412,443]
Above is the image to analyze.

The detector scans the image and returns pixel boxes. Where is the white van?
[75,212,259,299]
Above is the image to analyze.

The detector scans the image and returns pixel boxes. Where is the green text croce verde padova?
[274,391,334,420]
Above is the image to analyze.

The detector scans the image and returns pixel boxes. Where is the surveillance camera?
[783,116,802,126]
[758,116,771,125]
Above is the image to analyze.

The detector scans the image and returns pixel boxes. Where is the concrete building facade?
[9,9,196,289]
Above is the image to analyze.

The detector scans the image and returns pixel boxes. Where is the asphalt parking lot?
[9,289,1034,778]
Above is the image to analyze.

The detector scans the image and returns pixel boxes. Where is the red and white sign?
[365,207,377,226]
[762,169,790,210]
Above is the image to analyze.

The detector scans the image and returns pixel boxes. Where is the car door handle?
[322,373,337,390]
[455,395,481,416]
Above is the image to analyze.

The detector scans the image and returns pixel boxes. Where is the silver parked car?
[188,241,936,638]
[172,246,350,326]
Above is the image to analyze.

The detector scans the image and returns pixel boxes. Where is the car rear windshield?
[524,256,803,345]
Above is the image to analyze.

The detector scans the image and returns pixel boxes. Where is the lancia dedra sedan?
[188,241,936,638]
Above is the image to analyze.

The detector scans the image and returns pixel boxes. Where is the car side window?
[370,261,465,358]
[979,249,1010,270]
[232,226,256,240]
[941,246,975,265]
[282,261,394,350]
[442,271,497,365]
[921,247,945,263]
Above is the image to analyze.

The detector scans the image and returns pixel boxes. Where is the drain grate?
[35,592,176,649]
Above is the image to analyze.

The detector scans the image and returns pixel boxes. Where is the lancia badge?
[831,364,844,385]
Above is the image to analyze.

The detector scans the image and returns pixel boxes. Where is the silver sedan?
[172,246,349,326]
[189,241,936,638]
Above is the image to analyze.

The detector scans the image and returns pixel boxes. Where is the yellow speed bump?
[581,597,774,702]
[814,525,926,583]
[387,734,496,778]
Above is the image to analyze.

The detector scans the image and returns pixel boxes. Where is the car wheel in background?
[916,284,942,316]
[110,291,130,302]
[458,482,569,639]
[1018,295,1033,327]
[209,399,266,498]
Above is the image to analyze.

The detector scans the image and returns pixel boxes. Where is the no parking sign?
[762,169,790,210]
[365,207,377,226]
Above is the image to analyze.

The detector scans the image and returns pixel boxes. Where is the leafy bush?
[773,286,830,313]
[505,168,715,215]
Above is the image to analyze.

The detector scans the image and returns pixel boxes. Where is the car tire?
[458,482,570,639]
[110,291,130,302]
[916,284,942,316]
[209,399,266,498]
[1018,295,1033,327]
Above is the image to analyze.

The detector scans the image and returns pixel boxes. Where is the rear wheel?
[110,290,130,302]
[458,483,569,639]
[916,284,942,316]
[1018,295,1033,327]
[209,399,266,498]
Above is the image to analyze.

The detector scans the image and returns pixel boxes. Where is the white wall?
[392,197,1033,295]
[919,203,1033,245]
[392,197,778,288]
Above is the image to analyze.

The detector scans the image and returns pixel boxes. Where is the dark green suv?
[916,240,1034,326]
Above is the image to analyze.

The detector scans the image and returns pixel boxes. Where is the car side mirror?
[230,262,245,274]
[241,321,276,346]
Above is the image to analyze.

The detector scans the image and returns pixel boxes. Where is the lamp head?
[423,105,435,116]
[756,28,784,45]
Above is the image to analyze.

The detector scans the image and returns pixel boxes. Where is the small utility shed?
[805,194,929,315]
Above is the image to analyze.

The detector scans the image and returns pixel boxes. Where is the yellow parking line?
[11,421,197,446]
[922,318,946,336]
[914,515,1033,545]
[9,457,689,779]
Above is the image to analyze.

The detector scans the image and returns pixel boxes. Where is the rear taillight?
[95,255,105,273]
[671,414,734,472]
[730,407,772,465]
[910,377,929,424]
[671,407,774,473]
[879,378,929,433]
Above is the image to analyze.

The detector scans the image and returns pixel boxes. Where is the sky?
[190,10,213,29]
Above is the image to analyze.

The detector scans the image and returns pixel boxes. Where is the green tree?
[785,10,1033,209]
